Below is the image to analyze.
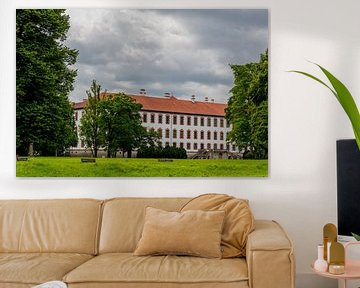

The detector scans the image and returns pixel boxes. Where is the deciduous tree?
[79,80,103,157]
[226,50,268,159]
[16,9,78,156]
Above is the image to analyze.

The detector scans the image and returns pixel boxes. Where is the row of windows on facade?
[148,128,228,141]
[74,111,229,128]
[79,139,236,151]
[142,113,229,128]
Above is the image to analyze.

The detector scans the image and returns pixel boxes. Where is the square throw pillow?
[181,193,255,258]
[134,207,225,258]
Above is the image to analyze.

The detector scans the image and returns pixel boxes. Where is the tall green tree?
[16,9,78,156]
[226,50,268,159]
[79,80,103,157]
[98,93,144,158]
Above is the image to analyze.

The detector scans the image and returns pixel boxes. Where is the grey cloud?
[66,9,268,102]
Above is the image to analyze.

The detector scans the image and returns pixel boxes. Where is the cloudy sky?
[66,9,268,103]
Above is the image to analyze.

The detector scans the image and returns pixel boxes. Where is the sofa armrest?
[246,220,295,288]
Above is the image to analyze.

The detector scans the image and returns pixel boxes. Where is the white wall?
[1,0,359,287]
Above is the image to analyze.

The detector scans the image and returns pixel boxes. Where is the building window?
[232,144,236,151]
[200,117,204,126]
[166,115,170,124]
[220,144,224,150]
[158,128,163,137]
[158,114,163,124]
[173,129,177,139]
[220,119,224,127]
[207,117,211,127]
[75,111,78,121]
[226,132,230,140]
[214,131,217,140]
[180,129,184,139]
[187,116,191,125]
[207,131,211,140]
[226,143,230,151]
[173,142,177,148]
[166,141,170,147]
[173,115,177,125]
[143,113,147,123]
[165,129,170,138]
[214,118,218,127]
[214,143,218,150]
[193,143,198,150]
[207,143,211,149]
[193,130,198,140]
[180,116,184,125]
[226,120,230,128]
[220,132,224,140]
[180,142,184,148]
[187,130,191,139]
[150,114,155,123]
[194,117,198,126]
[200,131,204,140]
[200,143,204,149]
[186,143,191,150]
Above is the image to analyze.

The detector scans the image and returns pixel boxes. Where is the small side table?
[311,242,360,288]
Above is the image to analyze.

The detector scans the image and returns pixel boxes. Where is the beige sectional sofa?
[0,198,295,288]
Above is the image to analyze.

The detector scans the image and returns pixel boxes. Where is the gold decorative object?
[323,223,337,261]
[329,242,345,274]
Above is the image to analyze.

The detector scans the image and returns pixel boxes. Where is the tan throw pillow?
[181,193,254,258]
[134,207,225,258]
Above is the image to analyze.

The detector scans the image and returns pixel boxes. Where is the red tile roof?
[73,93,227,117]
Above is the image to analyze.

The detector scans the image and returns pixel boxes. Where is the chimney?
[211,99,215,103]
[139,88,146,95]
[204,97,209,102]
[191,95,196,103]
[164,92,171,98]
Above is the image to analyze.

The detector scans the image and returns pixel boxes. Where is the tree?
[79,80,103,157]
[16,9,78,156]
[98,93,144,158]
[226,50,268,159]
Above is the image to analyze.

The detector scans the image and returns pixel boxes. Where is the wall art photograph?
[16,9,269,177]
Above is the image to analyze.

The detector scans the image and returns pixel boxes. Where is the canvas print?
[16,9,268,177]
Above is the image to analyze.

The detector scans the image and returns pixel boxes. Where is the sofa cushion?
[99,198,190,253]
[134,207,225,258]
[64,253,248,285]
[0,199,103,254]
[181,194,254,258]
[0,253,93,285]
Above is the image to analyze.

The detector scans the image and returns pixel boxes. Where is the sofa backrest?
[0,199,102,255]
[99,197,190,253]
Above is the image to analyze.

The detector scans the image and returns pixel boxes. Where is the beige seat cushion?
[0,253,93,285]
[181,194,254,258]
[134,207,225,258]
[64,253,248,286]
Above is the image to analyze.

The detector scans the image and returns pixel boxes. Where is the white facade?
[139,111,236,152]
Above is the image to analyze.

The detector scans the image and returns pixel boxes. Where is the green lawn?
[16,157,268,177]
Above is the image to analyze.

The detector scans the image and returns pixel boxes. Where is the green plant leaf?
[351,232,360,241]
[290,64,360,150]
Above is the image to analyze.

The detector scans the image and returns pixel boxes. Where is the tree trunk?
[127,149,132,158]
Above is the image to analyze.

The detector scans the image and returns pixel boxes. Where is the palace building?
[71,90,238,157]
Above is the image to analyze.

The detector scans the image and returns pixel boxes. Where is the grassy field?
[16,157,268,177]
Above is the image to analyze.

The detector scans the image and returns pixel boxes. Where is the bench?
[81,158,96,163]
